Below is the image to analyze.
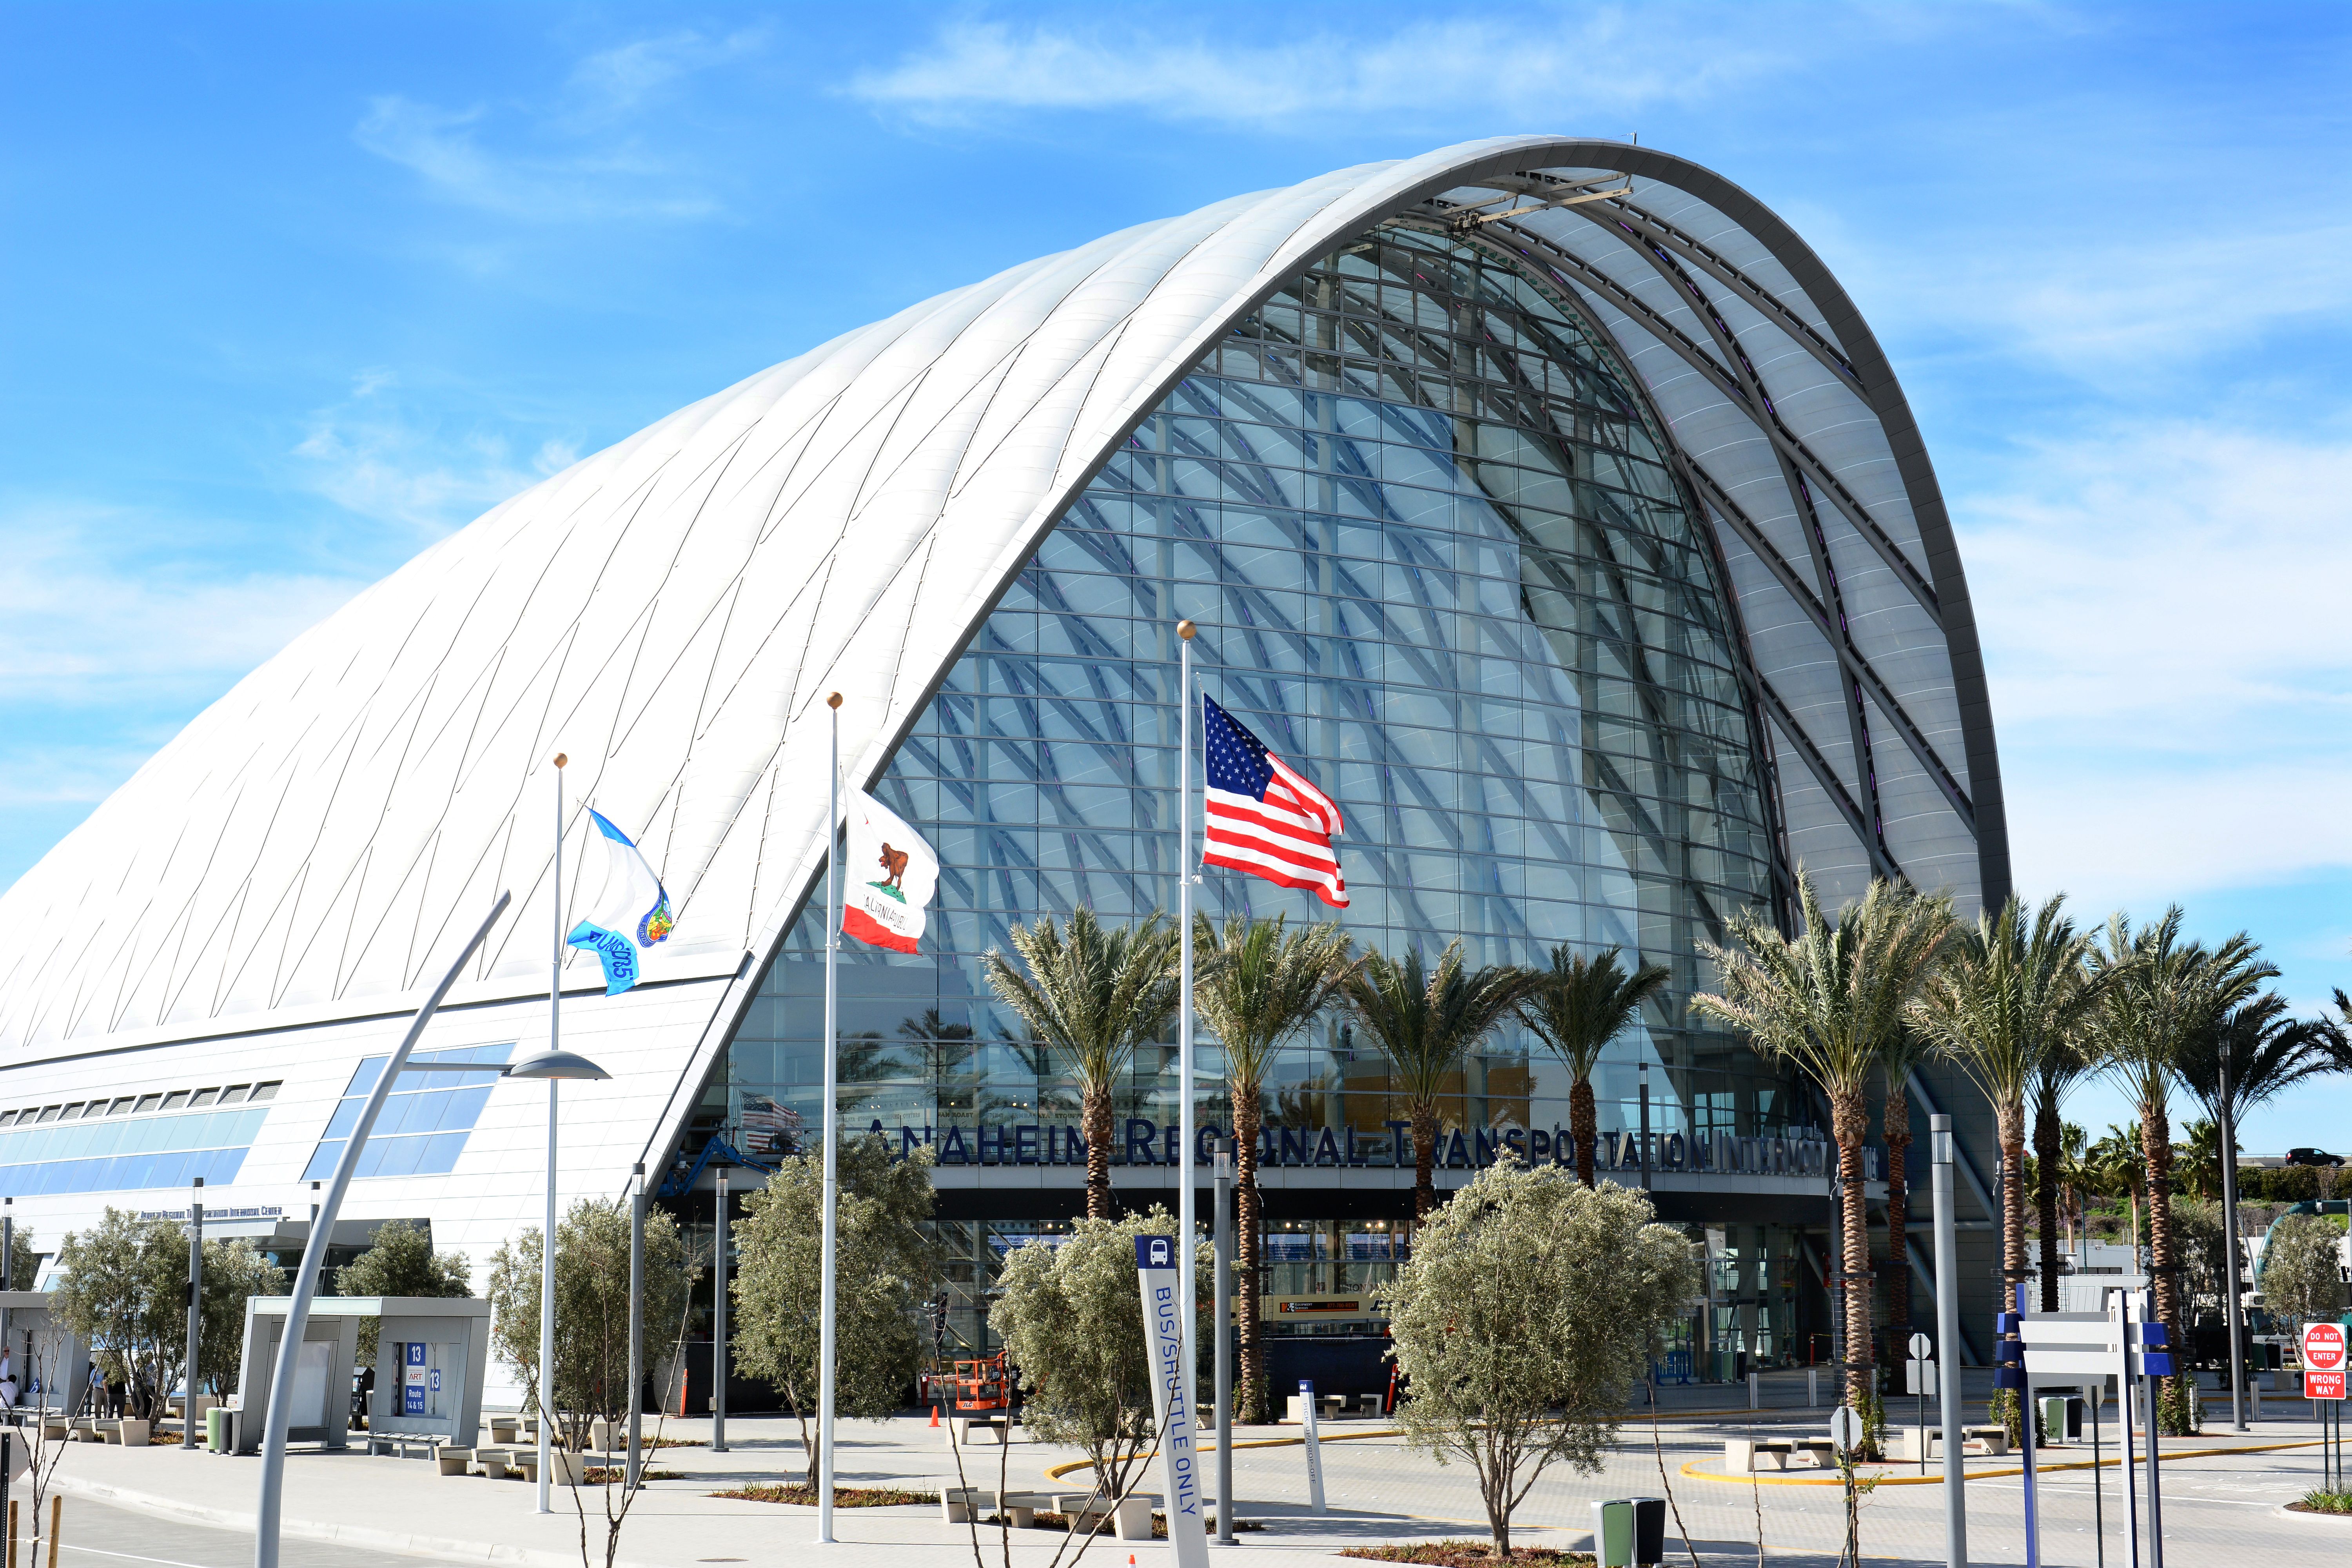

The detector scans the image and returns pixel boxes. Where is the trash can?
[206,1405,229,1453]
[1593,1498,1667,1567]
[2039,1395,2081,1444]
[1592,1500,1634,1568]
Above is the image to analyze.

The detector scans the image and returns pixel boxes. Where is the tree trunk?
[1410,1101,1439,1219]
[1830,1089,1875,1406]
[1570,1076,1598,1188]
[1996,1100,2027,1298]
[1231,1083,1266,1425]
[2034,1099,2064,1314]
[2140,1100,2195,1432]
[1883,1076,1912,1352]
[1083,1083,1114,1221]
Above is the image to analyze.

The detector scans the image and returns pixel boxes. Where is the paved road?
[28,1492,439,1568]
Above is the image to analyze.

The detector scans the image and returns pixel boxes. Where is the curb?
[1678,1437,2325,1487]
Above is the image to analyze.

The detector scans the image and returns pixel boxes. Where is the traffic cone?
[929,1405,940,1428]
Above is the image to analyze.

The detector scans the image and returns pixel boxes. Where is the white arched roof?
[0,137,2004,1056]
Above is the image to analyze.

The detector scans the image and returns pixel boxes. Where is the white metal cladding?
[0,138,2004,1113]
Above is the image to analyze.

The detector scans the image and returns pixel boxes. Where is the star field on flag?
[1200,693,1348,907]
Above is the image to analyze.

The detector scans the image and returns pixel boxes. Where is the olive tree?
[488,1200,694,1447]
[732,1136,934,1490]
[2263,1213,2350,1337]
[1378,1165,1701,1557]
[196,1238,286,1396]
[52,1209,186,1419]
[990,1209,1211,1506]
[338,1219,472,1363]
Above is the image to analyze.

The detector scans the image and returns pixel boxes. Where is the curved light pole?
[506,1046,612,1513]
[254,890,510,1568]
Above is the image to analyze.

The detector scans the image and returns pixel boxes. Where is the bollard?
[1748,1371,1760,1411]
[1298,1379,1327,1515]
[47,1493,60,1568]
[1808,1367,1819,1408]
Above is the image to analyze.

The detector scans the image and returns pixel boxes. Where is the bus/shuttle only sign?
[2305,1322,2347,1400]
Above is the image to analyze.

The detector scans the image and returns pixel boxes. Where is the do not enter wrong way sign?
[2304,1321,2347,1401]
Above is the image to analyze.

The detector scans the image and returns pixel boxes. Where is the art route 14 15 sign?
[1134,1234,1210,1568]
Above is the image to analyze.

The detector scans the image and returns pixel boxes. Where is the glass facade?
[303,1044,512,1181]
[697,223,1813,1354]
[0,1094,276,1197]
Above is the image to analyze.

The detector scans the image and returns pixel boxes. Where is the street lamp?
[506,1046,612,1514]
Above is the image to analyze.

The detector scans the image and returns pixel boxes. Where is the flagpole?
[1176,621,1199,1462]
[819,691,842,1543]
[539,752,564,1515]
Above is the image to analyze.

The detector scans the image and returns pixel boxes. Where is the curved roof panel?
[0,138,2005,1054]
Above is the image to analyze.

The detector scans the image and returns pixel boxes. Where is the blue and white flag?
[566,809,675,995]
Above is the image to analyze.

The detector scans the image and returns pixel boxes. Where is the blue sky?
[4,3,2348,1147]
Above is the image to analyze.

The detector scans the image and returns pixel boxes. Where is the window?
[219,1086,249,1105]
[250,1082,280,1102]
[191,1089,219,1108]
[35,1108,59,1123]
[60,1104,85,1120]
[161,1092,190,1111]
[0,1090,276,1200]
[302,1045,513,1183]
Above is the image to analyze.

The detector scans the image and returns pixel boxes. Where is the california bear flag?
[565,809,675,994]
[842,790,938,953]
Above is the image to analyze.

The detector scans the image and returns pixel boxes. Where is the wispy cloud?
[1960,420,2352,902]
[0,504,363,709]
[357,27,766,220]
[845,12,1791,127]
[292,371,580,534]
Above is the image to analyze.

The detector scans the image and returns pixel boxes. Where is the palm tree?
[2177,1118,2231,1203]
[2087,1122,2146,1256]
[1514,944,1671,1188]
[2029,1028,2098,1312]
[983,907,1182,1220]
[2088,908,2271,1432]
[2176,992,2347,1132]
[1910,895,2096,1326]
[1191,913,1353,1424]
[2055,1120,2091,1258]
[1341,941,1540,1218]
[1875,1024,1940,1352]
[1692,873,1953,1406]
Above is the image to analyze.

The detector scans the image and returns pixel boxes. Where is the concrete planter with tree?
[1379,1165,1699,1555]
[487,1200,694,1450]
[989,1209,1210,1509]
[731,1134,934,1490]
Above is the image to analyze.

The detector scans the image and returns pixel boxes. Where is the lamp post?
[628,1161,646,1488]
[255,890,511,1568]
[186,1176,205,1446]
[2218,1044,2249,1432]
[712,1162,730,1454]
[506,1046,613,1514]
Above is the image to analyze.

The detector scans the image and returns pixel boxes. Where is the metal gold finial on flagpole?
[818,692,842,1543]
[1175,619,1201,1521]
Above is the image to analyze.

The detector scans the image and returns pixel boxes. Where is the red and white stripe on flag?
[1203,756,1348,908]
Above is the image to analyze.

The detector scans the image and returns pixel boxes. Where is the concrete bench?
[367,1433,437,1459]
[1283,1393,1348,1424]
[476,1447,514,1479]
[1962,1424,2010,1456]
[488,1417,521,1445]
[946,1415,1014,1446]
[1054,1493,1113,1531]
[992,1490,1052,1527]
[1724,1437,1795,1471]
[437,1446,474,1476]
[1788,1439,1837,1468]
[941,1488,985,1524]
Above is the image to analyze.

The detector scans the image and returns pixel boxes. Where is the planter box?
[117,1419,151,1448]
[1110,1495,1154,1541]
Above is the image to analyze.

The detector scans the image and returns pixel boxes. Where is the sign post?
[2305,1321,2346,1491]
[1134,1236,1209,1568]
[1905,1331,1934,1476]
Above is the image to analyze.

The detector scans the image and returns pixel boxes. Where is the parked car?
[2284,1148,2344,1168]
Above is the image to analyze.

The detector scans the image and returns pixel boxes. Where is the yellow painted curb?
[1679,1438,2324,1487]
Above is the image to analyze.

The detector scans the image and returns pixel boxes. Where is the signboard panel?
[2304,1323,2346,1400]
[1133,1236,1210,1568]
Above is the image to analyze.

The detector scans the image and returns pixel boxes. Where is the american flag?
[1201,694,1348,907]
